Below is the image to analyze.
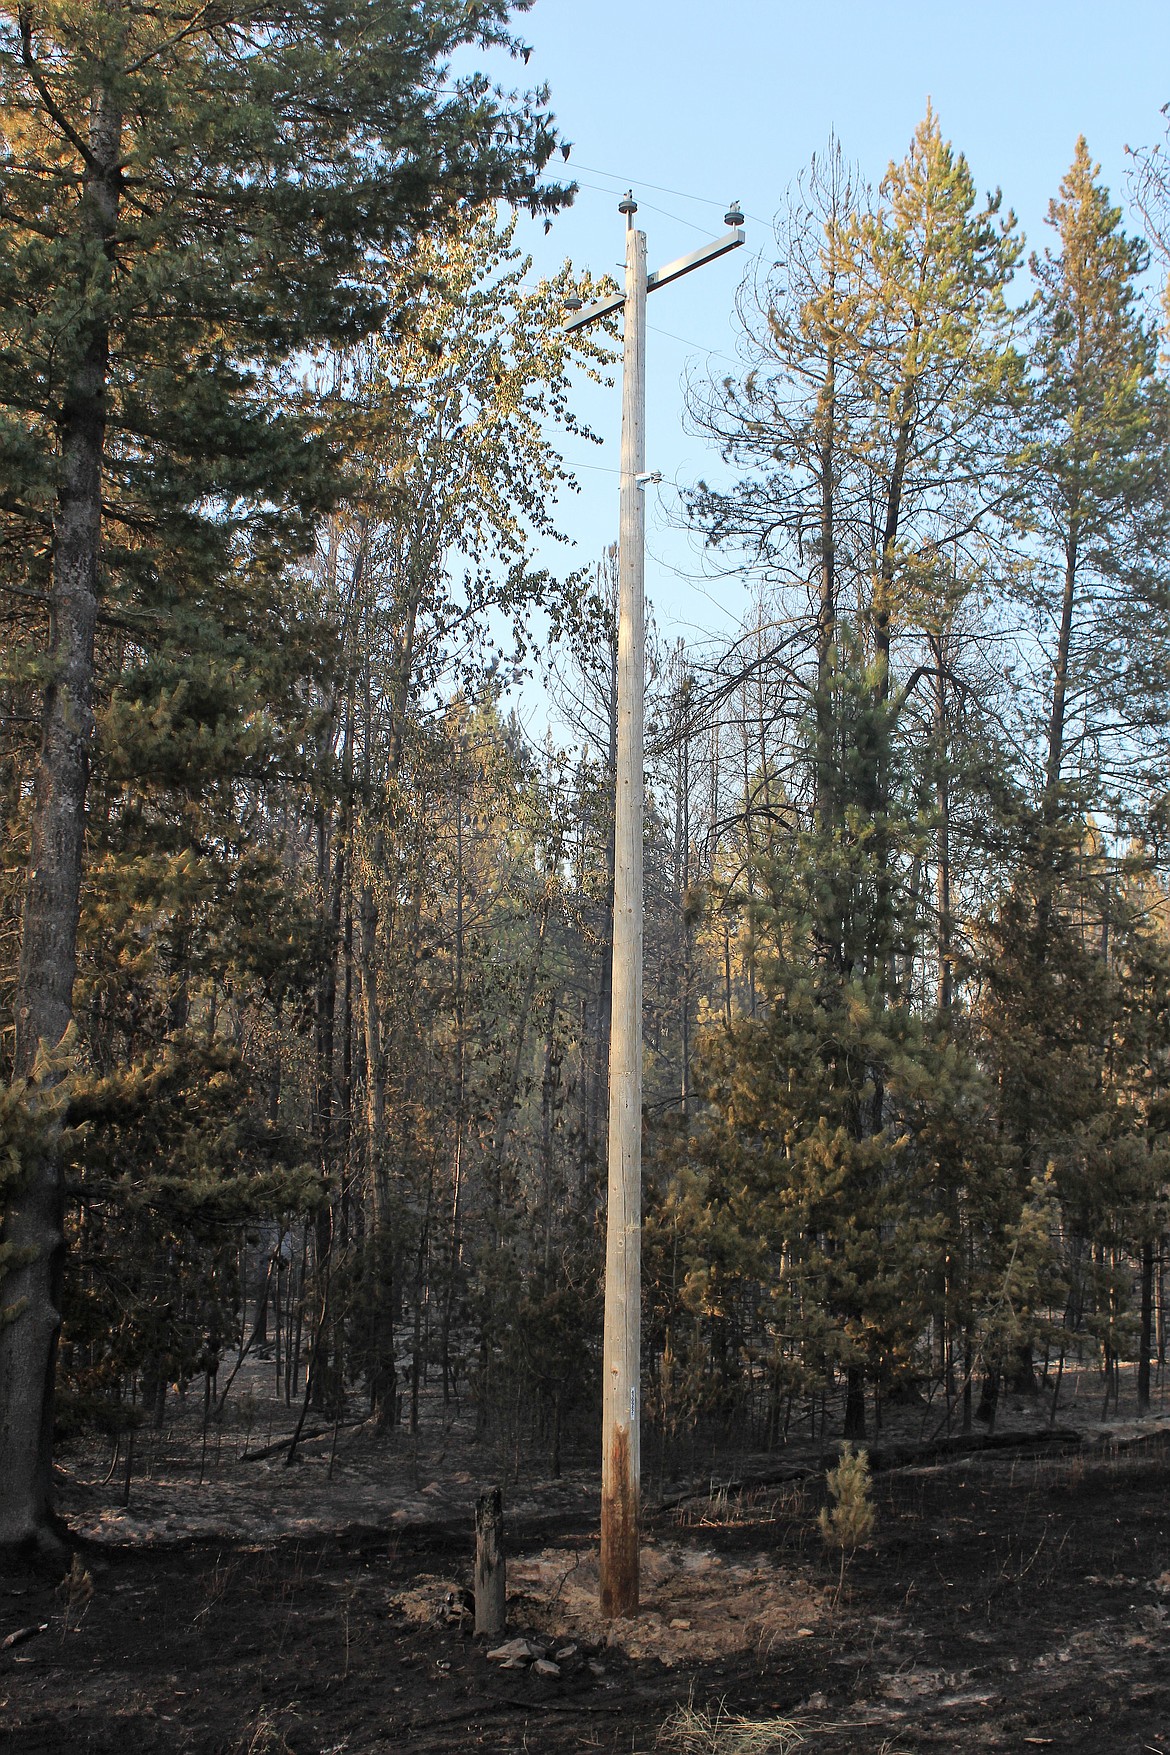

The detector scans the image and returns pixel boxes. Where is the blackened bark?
[1044,530,1079,814]
[310,801,344,1413]
[976,1371,999,1430]
[866,393,913,982]
[355,860,394,1423]
[843,1366,866,1440]
[930,633,954,1012]
[814,336,837,839]
[1138,1238,1154,1415]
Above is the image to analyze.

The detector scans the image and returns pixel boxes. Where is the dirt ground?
[3,1373,1170,1752]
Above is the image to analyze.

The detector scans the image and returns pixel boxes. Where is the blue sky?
[482,0,1170,660]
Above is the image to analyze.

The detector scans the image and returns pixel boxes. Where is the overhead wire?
[568,159,772,231]
[571,179,714,237]
[571,458,621,476]
[646,320,737,362]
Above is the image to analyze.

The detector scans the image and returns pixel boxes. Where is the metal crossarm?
[563,227,744,333]
[646,226,745,293]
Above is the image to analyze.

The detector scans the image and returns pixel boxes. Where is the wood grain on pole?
[474,1485,505,1636]
[600,221,646,1621]
[562,206,741,1624]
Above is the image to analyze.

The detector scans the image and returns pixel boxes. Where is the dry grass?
[657,1697,804,1755]
[56,1553,95,1635]
[670,1481,812,1530]
[231,1707,298,1754]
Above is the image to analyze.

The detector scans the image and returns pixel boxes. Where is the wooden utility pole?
[600,203,646,1620]
[565,193,744,1619]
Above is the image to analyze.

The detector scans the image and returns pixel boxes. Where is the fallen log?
[241,1419,363,1462]
[653,1424,1087,1512]
[2,1624,48,1652]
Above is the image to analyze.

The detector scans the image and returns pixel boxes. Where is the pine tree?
[972,145,1170,1402]
[836,107,1021,983]
[679,115,1022,1439]
[1021,138,1167,839]
[0,0,571,1557]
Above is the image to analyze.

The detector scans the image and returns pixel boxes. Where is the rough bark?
[931,632,953,1012]
[355,841,394,1422]
[1044,529,1079,817]
[1138,1238,1154,1415]
[814,327,838,836]
[843,1365,867,1441]
[474,1486,506,1636]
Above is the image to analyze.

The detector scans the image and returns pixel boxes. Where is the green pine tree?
[0,0,572,1558]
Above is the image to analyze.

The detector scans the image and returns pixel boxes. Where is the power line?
[573,159,724,207]
[570,160,771,231]
[572,179,712,237]
[568,176,715,236]
[646,319,737,362]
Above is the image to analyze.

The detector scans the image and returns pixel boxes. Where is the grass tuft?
[657,1697,803,1755]
[232,1707,298,1755]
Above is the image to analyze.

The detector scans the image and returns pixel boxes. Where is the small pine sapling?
[818,1442,875,1606]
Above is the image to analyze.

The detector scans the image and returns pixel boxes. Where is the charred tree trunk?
[814,326,837,837]
[442,765,467,1403]
[1139,1238,1155,1415]
[356,850,394,1421]
[930,631,954,1013]
[311,793,344,1413]
[843,1365,866,1440]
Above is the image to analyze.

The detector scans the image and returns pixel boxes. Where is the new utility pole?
[565,192,744,1619]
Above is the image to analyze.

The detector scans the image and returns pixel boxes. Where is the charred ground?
[2,1390,1169,1753]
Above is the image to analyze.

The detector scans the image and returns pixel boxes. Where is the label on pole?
[630,1385,636,1423]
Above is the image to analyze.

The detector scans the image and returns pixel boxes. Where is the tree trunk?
[1044,531,1079,814]
[474,1486,506,1637]
[814,327,837,833]
[676,670,693,1119]
[355,851,394,1421]
[931,632,954,1012]
[489,894,550,1217]
[843,1366,866,1440]
[540,985,560,1276]
[311,792,344,1412]
[442,767,467,1402]
[1138,1238,1154,1415]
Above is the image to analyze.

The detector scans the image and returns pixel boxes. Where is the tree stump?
[475,1486,505,1636]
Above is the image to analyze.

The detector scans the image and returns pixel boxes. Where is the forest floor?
[3,1361,1170,1752]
